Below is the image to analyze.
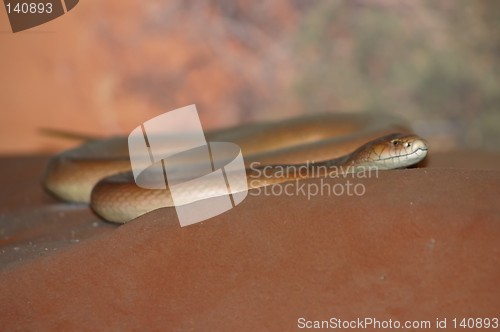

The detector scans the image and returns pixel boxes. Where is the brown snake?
[43,113,428,223]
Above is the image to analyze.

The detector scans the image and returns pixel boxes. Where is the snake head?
[352,133,429,170]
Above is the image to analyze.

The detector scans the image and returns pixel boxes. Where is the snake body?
[43,113,428,223]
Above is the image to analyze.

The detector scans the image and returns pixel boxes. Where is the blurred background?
[1,0,499,154]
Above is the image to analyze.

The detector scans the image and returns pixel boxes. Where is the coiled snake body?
[43,113,428,223]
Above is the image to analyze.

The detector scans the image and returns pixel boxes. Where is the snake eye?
[391,140,399,146]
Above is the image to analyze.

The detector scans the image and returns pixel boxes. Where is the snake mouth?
[377,146,428,161]
[373,138,429,169]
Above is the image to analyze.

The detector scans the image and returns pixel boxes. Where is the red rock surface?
[0,152,499,330]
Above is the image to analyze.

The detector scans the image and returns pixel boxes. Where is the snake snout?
[413,139,429,152]
[394,135,428,168]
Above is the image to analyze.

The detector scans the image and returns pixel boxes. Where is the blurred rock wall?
[1,0,498,153]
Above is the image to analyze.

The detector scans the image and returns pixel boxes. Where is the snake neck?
[306,154,368,175]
